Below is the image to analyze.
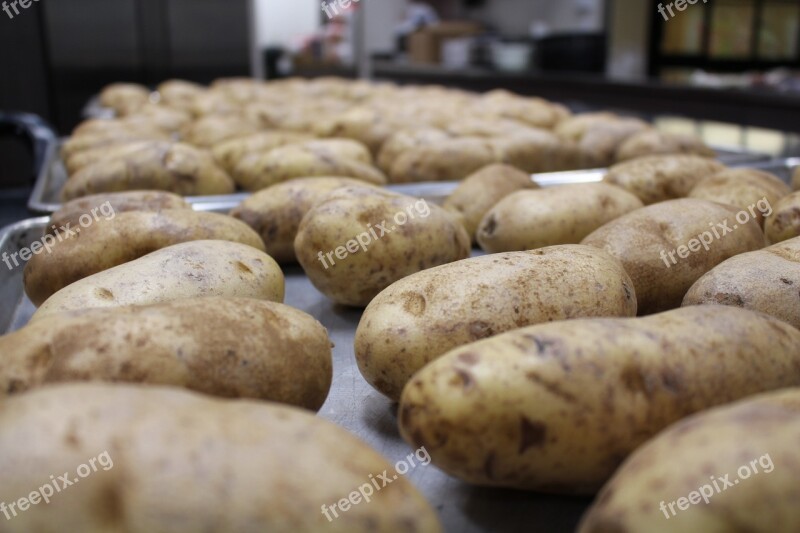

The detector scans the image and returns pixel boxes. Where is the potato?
[232,140,386,191]
[764,190,800,243]
[49,190,190,233]
[689,168,789,226]
[0,297,331,407]
[64,140,158,175]
[356,245,636,401]
[157,78,206,112]
[398,306,800,494]
[312,106,400,154]
[793,165,800,190]
[212,131,315,173]
[24,210,265,306]
[683,237,800,328]
[0,383,440,533]
[555,112,618,142]
[32,240,284,320]
[389,138,498,183]
[179,114,259,148]
[604,155,726,205]
[231,177,375,263]
[574,119,652,168]
[99,82,150,114]
[578,388,800,532]
[61,142,236,200]
[295,186,470,307]
[61,127,169,163]
[443,164,537,242]
[478,90,570,129]
[377,128,451,173]
[490,130,564,172]
[582,199,765,314]
[121,103,193,133]
[477,183,644,252]
[615,130,715,162]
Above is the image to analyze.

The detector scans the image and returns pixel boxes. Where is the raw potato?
[443,164,537,241]
[689,168,788,226]
[295,186,470,307]
[615,130,715,162]
[356,245,637,401]
[389,138,498,183]
[683,237,800,329]
[212,131,315,173]
[0,298,331,408]
[477,183,644,252]
[24,210,265,306]
[0,383,440,533]
[398,306,800,493]
[32,241,284,320]
[232,140,386,191]
[578,389,800,533]
[231,177,375,263]
[99,82,150,114]
[179,114,259,148]
[490,130,564,172]
[65,140,159,175]
[764,190,800,243]
[120,103,193,133]
[157,78,206,112]
[49,190,190,233]
[62,142,236,200]
[378,128,452,173]
[604,155,726,205]
[582,199,766,314]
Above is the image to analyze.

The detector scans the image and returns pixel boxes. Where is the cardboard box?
[408,22,482,64]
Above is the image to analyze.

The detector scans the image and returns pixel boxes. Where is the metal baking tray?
[0,215,592,532]
[27,135,772,214]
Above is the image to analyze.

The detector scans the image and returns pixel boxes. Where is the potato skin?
[443,164,536,242]
[232,139,386,191]
[477,183,644,253]
[0,298,331,409]
[683,237,800,328]
[231,177,374,263]
[398,306,800,493]
[578,389,800,533]
[377,128,451,173]
[389,138,498,183]
[211,131,314,173]
[62,142,236,200]
[688,168,789,226]
[615,130,715,162]
[764,190,800,243]
[295,187,470,307]
[581,198,766,315]
[604,155,726,205]
[32,240,284,320]
[0,383,441,533]
[49,190,190,233]
[356,246,637,401]
[24,210,266,306]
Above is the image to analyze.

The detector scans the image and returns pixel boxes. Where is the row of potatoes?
[59,77,715,201]
[7,147,800,531]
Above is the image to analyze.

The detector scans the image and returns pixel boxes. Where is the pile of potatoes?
[59,78,715,200]
[9,76,800,531]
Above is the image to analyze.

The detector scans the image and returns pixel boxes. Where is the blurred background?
[1,0,799,195]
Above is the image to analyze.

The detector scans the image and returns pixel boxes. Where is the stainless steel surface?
[0,217,592,532]
[29,137,772,214]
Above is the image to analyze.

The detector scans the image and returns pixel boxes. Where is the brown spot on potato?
[95,287,115,300]
[457,352,480,366]
[468,321,494,340]
[451,369,475,391]
[620,365,650,397]
[482,215,497,236]
[402,291,426,316]
[781,278,794,285]
[526,372,578,403]
[519,417,547,453]
[235,261,253,274]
